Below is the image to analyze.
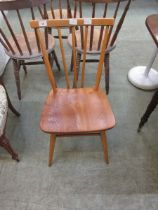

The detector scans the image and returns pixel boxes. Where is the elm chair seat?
[6,32,55,59]
[0,85,8,136]
[40,88,115,134]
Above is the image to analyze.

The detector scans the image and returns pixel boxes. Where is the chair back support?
[49,0,73,19]
[0,0,49,58]
[74,0,131,51]
[30,18,114,90]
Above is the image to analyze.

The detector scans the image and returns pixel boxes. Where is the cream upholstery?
[0,85,8,136]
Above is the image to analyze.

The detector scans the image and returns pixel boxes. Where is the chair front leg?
[100,130,109,164]
[49,134,56,167]
[104,53,110,94]
[0,134,19,162]
[13,59,21,100]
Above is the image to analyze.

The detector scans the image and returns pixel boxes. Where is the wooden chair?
[46,0,80,38]
[0,80,20,161]
[138,90,158,132]
[30,17,116,166]
[68,0,132,94]
[0,0,60,100]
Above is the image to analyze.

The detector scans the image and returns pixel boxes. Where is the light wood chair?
[30,17,116,166]
[0,0,60,100]
[68,0,132,94]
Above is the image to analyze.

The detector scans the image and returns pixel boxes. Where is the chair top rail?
[0,0,49,10]
[30,18,114,28]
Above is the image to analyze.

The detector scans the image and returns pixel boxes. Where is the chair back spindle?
[49,0,73,19]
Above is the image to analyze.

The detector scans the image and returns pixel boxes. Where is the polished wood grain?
[30,18,115,166]
[146,14,158,48]
[40,88,115,133]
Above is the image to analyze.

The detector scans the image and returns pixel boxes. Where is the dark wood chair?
[0,0,60,100]
[30,17,116,166]
[137,15,158,132]
[0,80,20,161]
[46,0,79,39]
[138,90,158,132]
[68,0,132,94]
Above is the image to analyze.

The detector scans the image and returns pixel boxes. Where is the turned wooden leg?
[104,53,110,95]
[53,51,61,71]
[100,130,109,164]
[48,134,56,167]
[138,90,158,132]
[0,135,19,162]
[12,59,21,100]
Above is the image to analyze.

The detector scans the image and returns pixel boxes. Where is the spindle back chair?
[68,0,132,93]
[30,18,115,166]
[0,0,60,100]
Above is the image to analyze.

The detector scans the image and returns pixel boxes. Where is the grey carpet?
[0,0,158,209]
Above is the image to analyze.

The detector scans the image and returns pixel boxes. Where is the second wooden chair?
[68,0,132,94]
[0,0,60,100]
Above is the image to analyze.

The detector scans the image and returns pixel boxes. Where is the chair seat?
[40,87,115,134]
[67,28,115,54]
[0,85,8,137]
[6,32,55,59]
[47,9,80,19]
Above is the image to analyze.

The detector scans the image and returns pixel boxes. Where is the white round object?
[128,66,158,90]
